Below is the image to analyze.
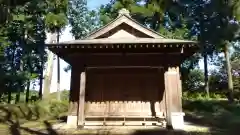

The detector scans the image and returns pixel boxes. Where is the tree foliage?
[0,0,68,103]
[64,0,101,72]
[99,0,201,84]
[45,0,68,32]
[183,69,204,91]
[68,0,101,39]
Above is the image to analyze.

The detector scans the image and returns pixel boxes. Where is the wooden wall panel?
[85,68,166,118]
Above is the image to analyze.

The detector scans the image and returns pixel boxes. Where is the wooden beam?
[86,66,164,69]
[164,70,172,128]
[67,54,182,68]
[177,68,183,112]
[78,70,86,127]
[164,67,182,129]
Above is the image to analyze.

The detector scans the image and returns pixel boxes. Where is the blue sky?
[44,0,208,92]
[87,0,110,10]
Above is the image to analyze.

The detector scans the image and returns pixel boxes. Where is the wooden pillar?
[164,66,183,129]
[67,66,80,127]
[78,68,86,127]
[177,68,182,112]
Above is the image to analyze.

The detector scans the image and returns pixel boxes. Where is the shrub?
[183,100,217,112]
[183,91,226,100]
[48,100,68,118]
[48,90,70,101]
[0,100,69,123]
[183,92,209,100]
[183,99,240,113]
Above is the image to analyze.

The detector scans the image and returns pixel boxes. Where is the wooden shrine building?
[47,9,198,129]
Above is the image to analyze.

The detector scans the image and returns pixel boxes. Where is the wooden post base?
[171,112,185,130]
[67,115,78,128]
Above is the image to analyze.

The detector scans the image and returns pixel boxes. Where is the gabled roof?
[85,10,165,39]
[59,38,196,45]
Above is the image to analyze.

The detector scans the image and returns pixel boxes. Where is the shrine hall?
[47,9,198,129]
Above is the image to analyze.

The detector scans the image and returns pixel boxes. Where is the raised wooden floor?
[83,120,166,127]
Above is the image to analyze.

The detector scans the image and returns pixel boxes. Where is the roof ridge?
[83,15,122,40]
[123,15,168,39]
[84,14,167,39]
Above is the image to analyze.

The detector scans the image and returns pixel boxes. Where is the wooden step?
[84,121,164,126]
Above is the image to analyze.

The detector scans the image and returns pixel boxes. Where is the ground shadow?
[132,129,191,135]
[59,116,67,122]
[2,99,240,135]
[183,100,240,135]
[0,105,61,135]
[9,122,21,135]
[44,120,58,135]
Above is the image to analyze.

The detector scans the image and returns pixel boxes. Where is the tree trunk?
[57,30,61,101]
[39,66,43,100]
[26,53,32,103]
[0,92,3,102]
[38,46,44,100]
[15,59,24,104]
[43,32,57,100]
[198,19,209,98]
[15,69,25,104]
[26,79,30,103]
[8,46,16,104]
[203,53,210,98]
[7,91,11,103]
[15,89,20,104]
[224,42,234,102]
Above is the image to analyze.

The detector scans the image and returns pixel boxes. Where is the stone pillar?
[78,70,86,128]
[67,66,80,128]
[164,67,184,130]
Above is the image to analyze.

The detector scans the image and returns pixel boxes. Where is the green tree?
[44,0,68,101]
[68,0,101,40]
[231,45,240,76]
[231,53,240,96]
[99,0,201,90]
[0,0,66,104]
[0,0,32,24]
[183,69,204,91]
[230,44,240,96]
[214,0,240,101]
[64,0,101,72]
[210,45,240,97]
[175,0,239,98]
[8,0,47,103]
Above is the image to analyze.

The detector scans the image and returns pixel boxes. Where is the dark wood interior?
[97,23,153,38]
[84,68,166,118]
[86,68,164,102]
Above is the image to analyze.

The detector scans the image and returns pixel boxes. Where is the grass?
[0,120,62,135]
[0,99,68,135]
[0,99,239,135]
[183,99,240,135]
